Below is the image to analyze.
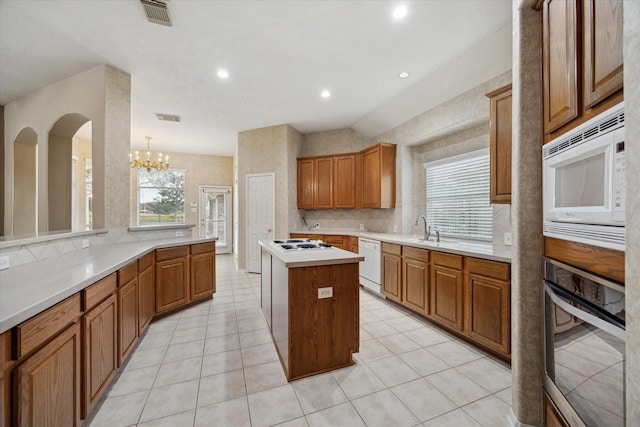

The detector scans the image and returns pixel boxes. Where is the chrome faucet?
[414,215,431,241]
[435,229,440,243]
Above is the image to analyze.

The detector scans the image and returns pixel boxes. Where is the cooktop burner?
[272,239,333,251]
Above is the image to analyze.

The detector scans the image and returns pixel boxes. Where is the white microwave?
[543,102,625,251]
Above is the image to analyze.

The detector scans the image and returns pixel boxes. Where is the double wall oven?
[543,257,625,427]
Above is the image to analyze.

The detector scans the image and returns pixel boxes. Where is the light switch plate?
[318,287,333,299]
[0,255,10,271]
[504,232,512,246]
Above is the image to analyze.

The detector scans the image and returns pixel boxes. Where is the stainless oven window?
[544,259,625,427]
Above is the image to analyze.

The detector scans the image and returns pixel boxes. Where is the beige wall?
[13,136,37,235]
[0,106,4,236]
[129,151,233,232]
[3,64,130,235]
[236,124,301,269]
[72,136,92,230]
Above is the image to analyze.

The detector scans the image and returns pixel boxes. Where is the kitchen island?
[259,239,364,381]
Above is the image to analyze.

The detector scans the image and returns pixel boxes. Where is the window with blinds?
[424,149,492,241]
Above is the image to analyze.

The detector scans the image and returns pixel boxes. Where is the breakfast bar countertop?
[0,236,217,334]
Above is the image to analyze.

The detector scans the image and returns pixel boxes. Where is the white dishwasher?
[358,238,383,296]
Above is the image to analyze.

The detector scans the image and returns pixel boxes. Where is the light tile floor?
[88,254,513,427]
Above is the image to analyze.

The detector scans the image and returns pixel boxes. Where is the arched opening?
[13,127,38,235]
[48,113,92,232]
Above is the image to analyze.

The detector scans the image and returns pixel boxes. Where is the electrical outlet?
[0,255,9,271]
[504,232,512,246]
[359,224,365,230]
[318,287,333,299]
[393,224,398,233]
[175,231,184,237]
[82,239,90,249]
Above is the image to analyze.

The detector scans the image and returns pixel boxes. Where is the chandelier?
[130,136,170,172]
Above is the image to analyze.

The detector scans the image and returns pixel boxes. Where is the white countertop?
[0,236,217,334]
[290,230,512,263]
[259,240,364,268]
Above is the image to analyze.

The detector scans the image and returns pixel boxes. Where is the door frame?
[245,173,275,273]
[198,185,232,254]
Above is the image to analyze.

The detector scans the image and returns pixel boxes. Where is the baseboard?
[508,409,537,427]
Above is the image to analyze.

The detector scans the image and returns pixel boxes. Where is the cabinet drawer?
[156,246,189,262]
[402,246,429,263]
[138,252,154,272]
[467,257,510,281]
[432,252,462,270]
[324,235,345,246]
[382,242,401,256]
[16,293,81,358]
[84,273,117,311]
[191,242,215,256]
[118,261,138,286]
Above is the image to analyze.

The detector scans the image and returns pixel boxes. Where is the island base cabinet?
[82,294,117,418]
[286,263,359,380]
[14,323,81,427]
[118,279,139,366]
[155,256,190,314]
[138,266,154,335]
[190,243,216,300]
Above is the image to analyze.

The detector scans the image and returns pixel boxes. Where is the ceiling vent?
[155,113,181,122]
[141,0,172,27]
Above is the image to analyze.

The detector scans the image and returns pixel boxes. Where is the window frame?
[136,168,186,226]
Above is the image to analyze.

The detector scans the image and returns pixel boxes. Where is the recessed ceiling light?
[217,69,229,79]
[393,5,408,20]
[321,90,331,99]
[398,71,410,79]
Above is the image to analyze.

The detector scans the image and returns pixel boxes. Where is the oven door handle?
[544,282,625,342]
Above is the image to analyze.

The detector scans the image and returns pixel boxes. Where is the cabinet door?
[138,266,155,335]
[191,251,216,300]
[156,256,190,314]
[297,159,314,209]
[382,253,401,302]
[83,294,117,418]
[431,265,464,331]
[315,157,334,209]
[15,323,81,427]
[118,279,138,365]
[582,0,623,109]
[487,85,512,204]
[466,274,511,356]
[334,155,356,209]
[361,147,381,208]
[543,0,579,134]
[402,258,429,315]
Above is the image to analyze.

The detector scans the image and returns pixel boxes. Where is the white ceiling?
[0,0,512,156]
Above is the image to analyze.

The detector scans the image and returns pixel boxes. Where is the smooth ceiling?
[0,0,512,156]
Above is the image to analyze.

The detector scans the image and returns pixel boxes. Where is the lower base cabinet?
[83,294,117,418]
[191,243,216,300]
[430,252,464,332]
[382,243,402,302]
[156,250,190,314]
[14,323,81,427]
[118,279,139,366]
[545,393,569,427]
[402,247,429,316]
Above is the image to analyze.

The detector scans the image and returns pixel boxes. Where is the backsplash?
[0,226,195,269]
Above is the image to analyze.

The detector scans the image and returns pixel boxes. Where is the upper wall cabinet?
[541,0,623,142]
[297,142,396,210]
[360,143,396,209]
[486,85,512,204]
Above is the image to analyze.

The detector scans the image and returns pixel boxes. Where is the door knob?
[267,228,272,233]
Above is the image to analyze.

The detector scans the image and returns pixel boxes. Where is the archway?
[13,127,38,235]
[48,113,91,232]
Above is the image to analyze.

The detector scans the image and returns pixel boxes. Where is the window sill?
[128,224,195,232]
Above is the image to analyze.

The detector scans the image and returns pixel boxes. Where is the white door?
[246,173,275,273]
[199,186,231,254]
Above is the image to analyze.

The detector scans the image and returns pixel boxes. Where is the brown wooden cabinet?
[156,246,190,314]
[465,257,511,357]
[191,243,216,300]
[486,84,512,204]
[333,154,356,209]
[360,143,396,209]
[381,243,402,303]
[118,262,139,366]
[545,393,569,427]
[82,293,117,418]
[402,246,430,316]
[324,235,347,249]
[14,323,81,427]
[0,330,12,427]
[349,236,359,253]
[541,0,623,141]
[431,252,464,331]
[297,158,314,210]
[138,252,155,335]
[296,156,334,210]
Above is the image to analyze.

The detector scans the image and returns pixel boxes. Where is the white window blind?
[424,149,492,241]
